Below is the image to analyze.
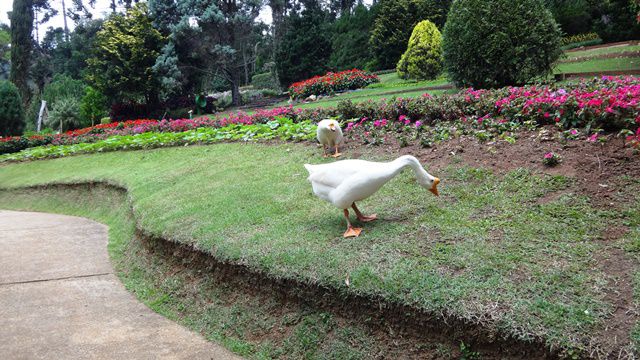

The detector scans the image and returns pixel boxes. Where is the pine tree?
[10,0,34,104]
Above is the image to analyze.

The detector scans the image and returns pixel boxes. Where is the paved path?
[0,210,241,360]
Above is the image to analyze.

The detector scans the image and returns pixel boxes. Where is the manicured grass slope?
[0,186,452,359]
[0,143,627,353]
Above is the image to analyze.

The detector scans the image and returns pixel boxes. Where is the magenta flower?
[415,121,422,127]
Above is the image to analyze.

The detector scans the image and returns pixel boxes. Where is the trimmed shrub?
[443,0,562,88]
[0,80,25,136]
[369,0,452,70]
[396,20,443,80]
[47,97,85,132]
[251,72,280,91]
[100,117,111,125]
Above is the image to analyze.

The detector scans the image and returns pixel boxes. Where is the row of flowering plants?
[288,69,379,99]
[332,76,639,137]
[0,117,317,162]
[0,106,321,155]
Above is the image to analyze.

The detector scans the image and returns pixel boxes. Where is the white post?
[37,100,47,132]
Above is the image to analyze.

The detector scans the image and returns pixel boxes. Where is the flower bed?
[1,117,316,162]
[333,76,639,134]
[288,69,379,99]
[0,107,312,155]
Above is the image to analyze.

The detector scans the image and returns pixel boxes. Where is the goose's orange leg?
[343,209,362,237]
[352,203,377,222]
[332,145,342,158]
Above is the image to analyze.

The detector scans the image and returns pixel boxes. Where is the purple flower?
[415,121,422,127]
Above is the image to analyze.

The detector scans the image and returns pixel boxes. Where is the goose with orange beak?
[304,155,440,237]
[316,119,344,157]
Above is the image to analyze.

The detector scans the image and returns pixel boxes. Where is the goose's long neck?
[387,155,431,183]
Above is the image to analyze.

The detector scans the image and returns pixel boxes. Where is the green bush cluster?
[80,86,109,127]
[251,72,280,91]
[0,80,25,137]
[443,0,562,88]
[46,98,85,132]
[396,20,443,80]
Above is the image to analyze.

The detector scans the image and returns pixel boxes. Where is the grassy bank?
[0,142,635,355]
[1,185,460,359]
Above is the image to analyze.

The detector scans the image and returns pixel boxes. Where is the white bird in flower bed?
[316,119,343,157]
[304,155,440,238]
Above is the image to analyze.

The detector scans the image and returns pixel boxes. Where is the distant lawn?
[554,57,640,74]
[563,43,640,60]
[289,88,451,110]
[272,73,451,109]
[0,142,633,355]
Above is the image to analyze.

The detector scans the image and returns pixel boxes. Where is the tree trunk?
[243,47,249,85]
[231,70,242,107]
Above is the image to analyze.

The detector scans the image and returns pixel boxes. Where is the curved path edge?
[0,210,241,360]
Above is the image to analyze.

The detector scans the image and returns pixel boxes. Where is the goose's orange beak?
[429,178,440,196]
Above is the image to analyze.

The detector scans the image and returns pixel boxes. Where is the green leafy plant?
[396,20,443,80]
[46,97,84,132]
[443,0,562,88]
[80,86,108,127]
[543,151,562,166]
[194,94,207,115]
[0,80,25,136]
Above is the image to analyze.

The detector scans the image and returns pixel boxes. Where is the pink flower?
[544,152,554,159]
[587,134,599,142]
[415,121,422,127]
[570,129,579,135]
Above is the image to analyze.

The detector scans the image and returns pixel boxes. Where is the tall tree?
[329,3,375,70]
[10,0,34,104]
[153,0,262,106]
[275,0,332,86]
[86,3,164,104]
[0,25,10,80]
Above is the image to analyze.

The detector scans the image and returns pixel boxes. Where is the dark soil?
[342,125,640,358]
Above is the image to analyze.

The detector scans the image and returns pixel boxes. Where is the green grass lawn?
[1,185,458,359]
[0,142,636,355]
[271,73,451,110]
[563,44,640,60]
[554,57,640,74]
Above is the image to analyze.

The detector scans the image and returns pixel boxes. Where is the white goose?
[316,119,343,157]
[304,155,440,237]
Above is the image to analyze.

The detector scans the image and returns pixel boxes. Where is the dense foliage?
[275,2,332,87]
[252,72,280,91]
[329,4,375,71]
[591,0,640,42]
[288,69,379,99]
[86,3,165,104]
[42,74,85,109]
[396,20,443,80]
[10,0,34,102]
[0,80,25,136]
[443,0,562,88]
[369,0,451,70]
[46,97,84,132]
[80,86,108,126]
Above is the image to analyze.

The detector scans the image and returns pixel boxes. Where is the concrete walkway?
[0,210,241,360]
